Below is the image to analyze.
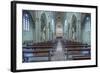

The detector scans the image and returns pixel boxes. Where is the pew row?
[61,40,91,60]
[23,40,57,62]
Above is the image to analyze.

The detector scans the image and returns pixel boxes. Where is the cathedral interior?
[22,10,91,63]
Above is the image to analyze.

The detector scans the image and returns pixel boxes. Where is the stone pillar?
[38,15,41,42]
[35,11,40,43]
[77,19,81,42]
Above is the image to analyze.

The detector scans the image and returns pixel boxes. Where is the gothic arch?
[82,14,91,45]
[41,13,47,31]
[40,13,47,41]
[71,15,77,32]
[71,14,77,41]
[23,11,35,31]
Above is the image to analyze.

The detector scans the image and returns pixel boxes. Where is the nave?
[23,37,90,62]
[22,10,91,62]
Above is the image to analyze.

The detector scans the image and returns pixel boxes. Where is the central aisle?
[51,39,66,61]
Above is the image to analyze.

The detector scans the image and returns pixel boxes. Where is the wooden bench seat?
[61,39,91,60]
[64,47,91,51]
[23,41,56,62]
[72,56,91,60]
[27,57,49,62]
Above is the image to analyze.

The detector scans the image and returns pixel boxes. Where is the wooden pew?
[72,55,91,60]
[61,39,91,60]
[23,40,56,62]
[23,47,53,62]
[65,49,91,60]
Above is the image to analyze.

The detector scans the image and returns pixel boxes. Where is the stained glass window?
[23,13,30,31]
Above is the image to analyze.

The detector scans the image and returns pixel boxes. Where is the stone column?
[38,13,41,43]
[35,11,40,43]
[77,19,81,42]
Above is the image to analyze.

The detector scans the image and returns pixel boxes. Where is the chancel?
[22,10,91,62]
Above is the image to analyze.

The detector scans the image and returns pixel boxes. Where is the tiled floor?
[51,39,66,61]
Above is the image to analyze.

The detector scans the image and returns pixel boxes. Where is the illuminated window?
[23,13,30,31]
[52,19,55,33]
